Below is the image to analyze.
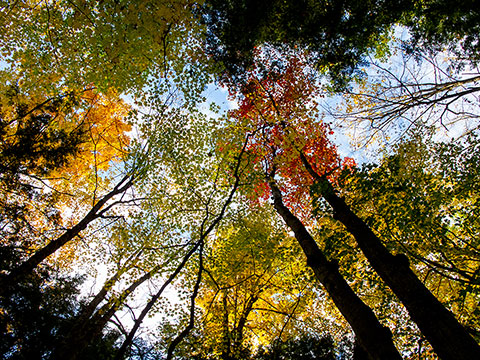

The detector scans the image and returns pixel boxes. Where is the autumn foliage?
[50,89,132,183]
[0,86,132,256]
[227,52,355,216]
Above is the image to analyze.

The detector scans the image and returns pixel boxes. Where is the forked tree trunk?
[269,180,402,360]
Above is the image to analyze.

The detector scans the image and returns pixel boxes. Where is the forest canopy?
[0,1,479,359]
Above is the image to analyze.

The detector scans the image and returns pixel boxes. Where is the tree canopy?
[1,1,479,359]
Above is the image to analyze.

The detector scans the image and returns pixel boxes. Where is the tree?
[333,132,480,341]
[0,248,121,360]
[223,49,480,358]
[221,52,401,359]
[328,44,480,148]
[102,103,256,360]
[0,3,225,358]
[254,335,336,360]
[404,0,480,66]
[268,178,404,360]
[2,1,480,358]
[0,87,135,294]
[306,158,480,359]
[0,0,209,96]
[50,223,166,360]
[203,0,479,89]
[202,0,411,88]
[0,87,87,248]
[184,207,316,359]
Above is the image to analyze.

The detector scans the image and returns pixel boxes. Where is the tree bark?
[269,179,402,360]
[302,153,480,359]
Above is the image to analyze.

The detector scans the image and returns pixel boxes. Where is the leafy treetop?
[225,51,354,218]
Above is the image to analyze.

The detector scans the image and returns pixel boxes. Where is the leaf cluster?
[202,0,412,89]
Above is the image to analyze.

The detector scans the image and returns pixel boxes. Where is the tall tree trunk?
[268,179,402,360]
[301,153,480,359]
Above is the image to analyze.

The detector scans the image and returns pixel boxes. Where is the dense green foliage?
[203,0,480,88]
[339,133,480,334]
[203,0,411,88]
[405,0,480,65]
